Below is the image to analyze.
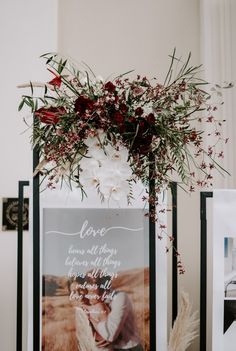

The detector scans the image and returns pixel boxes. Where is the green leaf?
[18,99,25,111]
[30,81,34,95]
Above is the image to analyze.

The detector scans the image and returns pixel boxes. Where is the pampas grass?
[75,307,97,351]
[168,292,199,351]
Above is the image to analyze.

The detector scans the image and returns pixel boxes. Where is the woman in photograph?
[86,273,144,351]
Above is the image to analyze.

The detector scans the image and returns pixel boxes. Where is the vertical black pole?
[149,153,156,350]
[200,192,212,351]
[171,182,178,323]
[33,145,40,351]
[17,181,29,351]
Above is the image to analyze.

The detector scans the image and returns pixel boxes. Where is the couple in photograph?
[69,271,144,351]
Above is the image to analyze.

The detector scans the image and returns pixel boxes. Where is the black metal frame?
[17,160,178,351]
[149,157,156,349]
[200,191,213,351]
[17,181,29,351]
[33,147,40,351]
[171,182,178,322]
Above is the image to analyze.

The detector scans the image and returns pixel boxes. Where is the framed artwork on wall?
[200,190,236,351]
[2,197,29,231]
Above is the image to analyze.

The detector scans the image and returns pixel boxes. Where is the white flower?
[99,176,130,202]
[84,130,106,148]
[79,168,100,188]
[100,159,132,179]
[105,144,129,162]
[89,148,107,161]
[79,157,100,171]
[79,139,133,202]
[83,131,107,161]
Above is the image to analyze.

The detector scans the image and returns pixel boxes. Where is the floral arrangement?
[19,51,228,207]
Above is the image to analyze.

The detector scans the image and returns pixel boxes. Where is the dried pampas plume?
[168,292,199,351]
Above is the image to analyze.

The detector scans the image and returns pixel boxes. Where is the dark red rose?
[35,106,66,124]
[119,123,126,133]
[114,112,125,124]
[146,113,155,124]
[119,103,128,114]
[132,134,153,155]
[128,116,136,123]
[104,81,116,93]
[74,95,94,115]
[139,121,145,129]
[114,96,119,104]
[135,107,143,116]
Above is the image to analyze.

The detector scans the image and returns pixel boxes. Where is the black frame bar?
[200,191,213,351]
[33,146,40,351]
[171,182,178,323]
[149,156,156,350]
[17,180,29,351]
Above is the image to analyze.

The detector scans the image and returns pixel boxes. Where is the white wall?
[58,0,200,79]
[0,1,58,350]
[200,0,236,189]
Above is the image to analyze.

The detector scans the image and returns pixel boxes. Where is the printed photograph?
[224,299,236,334]
[224,237,236,298]
[42,208,149,351]
[224,237,236,336]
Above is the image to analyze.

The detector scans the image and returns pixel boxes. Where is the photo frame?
[200,190,236,350]
[25,144,179,351]
[200,191,213,350]
[29,162,179,351]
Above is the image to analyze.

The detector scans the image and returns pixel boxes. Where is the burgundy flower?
[119,103,128,114]
[139,121,145,129]
[189,130,198,141]
[128,116,136,123]
[47,68,62,88]
[146,113,155,125]
[114,112,125,124]
[133,134,153,155]
[35,106,66,125]
[135,107,143,116]
[48,76,62,88]
[74,95,94,115]
[104,81,116,93]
